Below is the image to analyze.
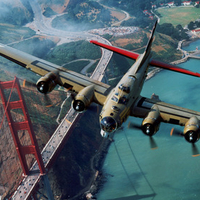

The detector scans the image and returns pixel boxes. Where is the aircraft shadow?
[107,193,156,200]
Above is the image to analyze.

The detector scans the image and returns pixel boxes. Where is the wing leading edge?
[0,43,112,105]
[132,96,200,126]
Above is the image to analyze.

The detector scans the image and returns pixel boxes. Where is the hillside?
[100,0,194,16]
[0,0,33,26]
[45,40,101,65]
[52,1,114,31]
[0,24,35,44]
[37,0,115,31]
[38,0,69,15]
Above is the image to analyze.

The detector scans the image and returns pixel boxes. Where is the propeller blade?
[170,128,184,137]
[87,103,98,113]
[149,136,158,150]
[70,93,76,101]
[20,79,36,88]
[192,143,200,157]
[128,122,158,149]
[171,128,200,157]
[128,122,141,130]
[44,94,53,107]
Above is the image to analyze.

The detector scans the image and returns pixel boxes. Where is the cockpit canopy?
[111,93,128,105]
[111,94,118,103]
[118,84,130,93]
[118,76,136,94]
[118,96,128,104]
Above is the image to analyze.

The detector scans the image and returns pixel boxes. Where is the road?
[112,10,130,26]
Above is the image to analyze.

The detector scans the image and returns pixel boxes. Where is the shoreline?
[182,37,200,47]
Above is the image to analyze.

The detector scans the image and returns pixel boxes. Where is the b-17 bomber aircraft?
[1,21,200,153]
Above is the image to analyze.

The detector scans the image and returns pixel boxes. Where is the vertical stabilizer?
[135,20,158,73]
[144,20,158,57]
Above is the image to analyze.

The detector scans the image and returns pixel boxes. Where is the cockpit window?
[111,93,119,103]
[111,95,118,103]
[118,84,130,93]
[119,96,128,105]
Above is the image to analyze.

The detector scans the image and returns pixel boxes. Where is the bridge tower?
[0,77,45,176]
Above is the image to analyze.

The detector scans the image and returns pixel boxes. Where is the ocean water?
[183,39,200,51]
[97,41,200,200]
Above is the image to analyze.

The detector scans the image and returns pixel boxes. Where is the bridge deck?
[11,109,78,199]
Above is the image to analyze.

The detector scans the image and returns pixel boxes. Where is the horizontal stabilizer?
[90,40,140,60]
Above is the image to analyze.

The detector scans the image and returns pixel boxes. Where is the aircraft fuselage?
[99,52,151,137]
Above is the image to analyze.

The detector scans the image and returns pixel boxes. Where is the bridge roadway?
[11,43,113,199]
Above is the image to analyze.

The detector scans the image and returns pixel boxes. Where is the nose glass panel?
[100,117,117,133]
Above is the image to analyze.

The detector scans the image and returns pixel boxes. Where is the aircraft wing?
[132,96,200,126]
[0,43,112,105]
[90,40,200,78]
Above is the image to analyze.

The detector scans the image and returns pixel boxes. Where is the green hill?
[0,0,33,26]
[51,1,114,31]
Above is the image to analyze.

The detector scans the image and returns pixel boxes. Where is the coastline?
[182,37,200,47]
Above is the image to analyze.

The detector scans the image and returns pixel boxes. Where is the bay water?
[97,40,200,200]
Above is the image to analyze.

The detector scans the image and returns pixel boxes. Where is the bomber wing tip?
[90,40,98,44]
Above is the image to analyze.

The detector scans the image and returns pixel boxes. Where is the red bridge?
[0,76,84,199]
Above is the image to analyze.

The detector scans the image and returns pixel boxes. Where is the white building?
[182,1,192,6]
[168,2,174,6]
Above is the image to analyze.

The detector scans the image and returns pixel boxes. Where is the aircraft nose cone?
[100,116,117,133]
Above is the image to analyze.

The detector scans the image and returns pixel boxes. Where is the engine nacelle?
[183,116,200,143]
[72,85,94,112]
[36,72,59,94]
[141,105,160,136]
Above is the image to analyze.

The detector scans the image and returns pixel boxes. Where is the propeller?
[170,128,200,157]
[70,92,76,101]
[128,122,158,149]
[87,103,99,113]
[44,94,53,107]
[149,136,158,150]
[20,78,54,107]
[170,128,184,137]
[20,79,36,88]
[192,143,200,157]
